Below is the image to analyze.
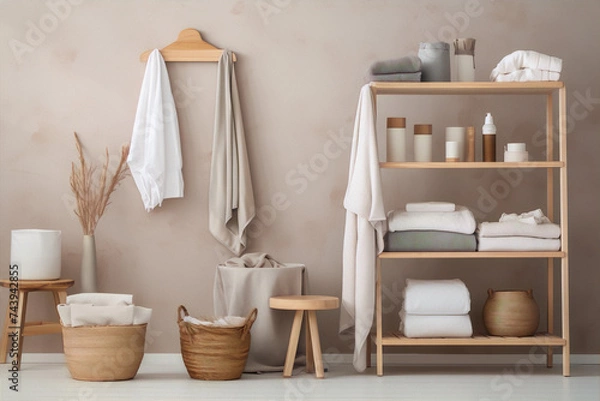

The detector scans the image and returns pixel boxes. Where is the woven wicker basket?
[178,305,257,380]
[62,324,147,381]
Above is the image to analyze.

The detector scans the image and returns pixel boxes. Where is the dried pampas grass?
[70,132,130,235]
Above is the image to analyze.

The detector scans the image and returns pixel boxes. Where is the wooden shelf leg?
[376,258,383,376]
[0,297,12,362]
[283,310,304,378]
[547,259,554,368]
[307,310,324,378]
[15,290,28,369]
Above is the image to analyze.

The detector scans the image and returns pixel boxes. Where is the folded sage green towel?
[370,55,422,74]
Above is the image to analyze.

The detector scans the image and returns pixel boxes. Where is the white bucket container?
[10,229,62,280]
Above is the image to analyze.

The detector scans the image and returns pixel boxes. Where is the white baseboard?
[19,353,600,365]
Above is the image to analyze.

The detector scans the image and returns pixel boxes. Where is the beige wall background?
[1,0,598,357]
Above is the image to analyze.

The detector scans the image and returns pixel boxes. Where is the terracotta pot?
[483,289,539,337]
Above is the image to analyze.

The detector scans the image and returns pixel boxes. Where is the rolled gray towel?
[370,55,422,75]
[370,71,422,82]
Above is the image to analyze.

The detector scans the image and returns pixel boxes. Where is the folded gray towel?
[370,71,422,82]
[370,55,422,75]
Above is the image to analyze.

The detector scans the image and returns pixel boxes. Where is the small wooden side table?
[269,295,339,379]
[0,279,74,369]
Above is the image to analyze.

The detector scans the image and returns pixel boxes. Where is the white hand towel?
[406,202,456,212]
[477,236,561,251]
[66,293,133,306]
[399,311,473,338]
[478,221,560,239]
[387,205,476,234]
[403,279,471,315]
[339,84,387,372]
[128,48,184,211]
[491,50,562,78]
[209,50,256,256]
[492,69,560,82]
[133,306,153,325]
[70,304,135,327]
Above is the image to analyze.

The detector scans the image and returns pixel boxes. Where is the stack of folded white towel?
[369,55,422,82]
[490,50,562,82]
[57,293,152,327]
[477,209,561,251]
[399,279,473,338]
[387,202,477,234]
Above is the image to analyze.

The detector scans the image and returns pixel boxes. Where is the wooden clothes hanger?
[139,28,236,62]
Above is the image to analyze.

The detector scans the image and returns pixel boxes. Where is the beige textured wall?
[1,0,598,357]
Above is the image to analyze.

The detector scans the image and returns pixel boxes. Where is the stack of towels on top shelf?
[399,279,473,338]
[490,50,562,82]
[369,55,422,82]
[477,209,561,251]
[385,202,477,251]
[57,293,152,327]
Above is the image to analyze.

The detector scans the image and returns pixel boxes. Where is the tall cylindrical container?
[445,127,466,161]
[418,42,451,82]
[482,113,497,162]
[466,126,476,162]
[414,124,433,162]
[454,38,476,82]
[386,117,406,162]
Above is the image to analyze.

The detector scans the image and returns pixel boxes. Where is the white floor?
[1,357,599,401]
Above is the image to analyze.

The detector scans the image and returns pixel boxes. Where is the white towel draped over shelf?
[209,50,256,256]
[339,84,387,373]
[128,48,184,211]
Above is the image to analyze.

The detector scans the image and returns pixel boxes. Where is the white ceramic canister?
[414,124,433,162]
[11,229,62,280]
[445,141,460,162]
[445,127,466,161]
[386,117,407,162]
[418,42,451,82]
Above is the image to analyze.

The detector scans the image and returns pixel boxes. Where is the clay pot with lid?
[482,289,540,337]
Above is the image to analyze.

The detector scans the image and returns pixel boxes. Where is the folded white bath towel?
[499,209,551,225]
[387,206,476,234]
[491,50,562,77]
[405,202,456,212]
[57,304,71,325]
[402,279,471,315]
[69,304,136,327]
[66,293,133,306]
[477,236,561,251]
[399,311,473,338]
[478,221,560,239]
[492,69,560,82]
[128,48,184,211]
[133,306,153,325]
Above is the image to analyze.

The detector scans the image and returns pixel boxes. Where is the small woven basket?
[62,324,147,381]
[178,305,257,380]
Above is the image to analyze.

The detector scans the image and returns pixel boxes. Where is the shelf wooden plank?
[376,332,567,347]
[379,251,565,259]
[380,161,564,169]
[370,81,564,95]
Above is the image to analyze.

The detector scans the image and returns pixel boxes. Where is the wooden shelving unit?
[370,81,569,377]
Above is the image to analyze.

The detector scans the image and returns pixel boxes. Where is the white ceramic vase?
[80,234,98,293]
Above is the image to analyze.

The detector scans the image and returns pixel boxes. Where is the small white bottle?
[414,124,433,162]
[482,112,497,162]
[386,117,406,162]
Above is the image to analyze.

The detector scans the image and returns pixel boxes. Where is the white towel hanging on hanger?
[128,49,184,212]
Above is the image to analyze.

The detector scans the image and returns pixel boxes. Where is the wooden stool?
[0,279,74,369]
[269,295,339,378]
